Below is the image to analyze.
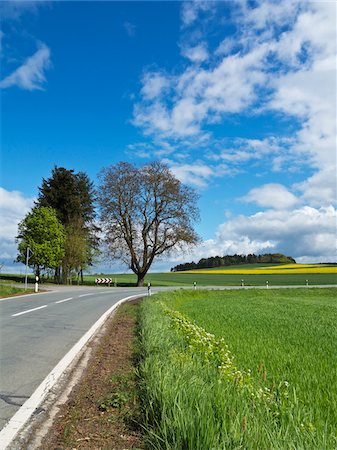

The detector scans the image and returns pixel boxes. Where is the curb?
[0,293,143,450]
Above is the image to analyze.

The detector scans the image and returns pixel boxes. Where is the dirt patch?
[36,299,144,450]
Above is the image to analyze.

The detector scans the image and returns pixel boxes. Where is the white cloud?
[181,1,216,27]
[187,205,337,263]
[134,1,336,210]
[0,1,43,20]
[0,188,35,270]
[242,184,300,210]
[239,0,302,35]
[210,136,297,172]
[133,101,171,136]
[295,167,337,208]
[134,44,269,139]
[167,161,215,188]
[0,43,51,90]
[191,236,274,261]
[181,43,209,62]
[140,71,171,100]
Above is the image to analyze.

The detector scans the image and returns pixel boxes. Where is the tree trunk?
[137,273,145,287]
[61,265,69,284]
[54,266,61,284]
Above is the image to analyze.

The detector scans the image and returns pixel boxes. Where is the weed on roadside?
[38,300,144,450]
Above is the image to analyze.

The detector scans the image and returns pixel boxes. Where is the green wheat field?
[139,288,337,449]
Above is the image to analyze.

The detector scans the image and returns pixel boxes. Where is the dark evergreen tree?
[36,167,99,283]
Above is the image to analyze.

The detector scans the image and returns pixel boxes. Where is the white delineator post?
[35,276,39,293]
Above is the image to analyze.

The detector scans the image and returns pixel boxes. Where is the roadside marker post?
[148,282,152,296]
[193,281,197,290]
[35,276,39,293]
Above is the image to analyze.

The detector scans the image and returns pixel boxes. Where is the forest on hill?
[171,253,296,272]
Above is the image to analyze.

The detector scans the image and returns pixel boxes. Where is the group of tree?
[16,161,199,286]
[171,253,296,272]
[17,167,98,284]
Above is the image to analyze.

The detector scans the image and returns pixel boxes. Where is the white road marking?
[0,293,144,449]
[55,297,73,304]
[78,293,94,297]
[12,305,48,317]
[0,291,46,302]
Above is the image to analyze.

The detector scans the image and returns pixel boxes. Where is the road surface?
[0,286,151,431]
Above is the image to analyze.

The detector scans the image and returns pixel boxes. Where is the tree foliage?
[16,207,65,276]
[171,253,297,272]
[36,166,96,225]
[62,219,90,284]
[98,161,200,286]
[35,166,99,282]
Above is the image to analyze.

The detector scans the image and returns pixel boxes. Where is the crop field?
[183,262,337,275]
[2,263,336,287]
[86,263,337,286]
[139,288,337,449]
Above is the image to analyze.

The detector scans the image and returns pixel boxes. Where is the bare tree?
[98,161,200,286]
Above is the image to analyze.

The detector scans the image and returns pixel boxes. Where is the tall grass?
[0,284,32,297]
[139,289,337,449]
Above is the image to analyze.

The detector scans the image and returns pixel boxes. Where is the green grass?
[2,269,336,287]
[84,271,337,286]
[0,284,33,297]
[139,288,337,449]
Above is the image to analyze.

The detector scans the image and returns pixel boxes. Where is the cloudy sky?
[1,0,336,273]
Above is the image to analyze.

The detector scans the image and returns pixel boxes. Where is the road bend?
[0,286,151,431]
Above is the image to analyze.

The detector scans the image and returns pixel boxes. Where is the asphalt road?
[0,286,151,431]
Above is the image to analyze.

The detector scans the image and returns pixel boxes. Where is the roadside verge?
[0,294,143,450]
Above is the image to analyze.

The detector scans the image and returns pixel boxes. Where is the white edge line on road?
[78,293,94,297]
[0,291,48,302]
[55,297,73,304]
[0,293,144,450]
[11,305,48,317]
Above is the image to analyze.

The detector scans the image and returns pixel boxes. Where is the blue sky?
[0,0,336,273]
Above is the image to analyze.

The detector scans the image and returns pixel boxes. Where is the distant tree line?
[171,253,296,272]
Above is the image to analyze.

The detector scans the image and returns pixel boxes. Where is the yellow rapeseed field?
[183,264,337,275]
